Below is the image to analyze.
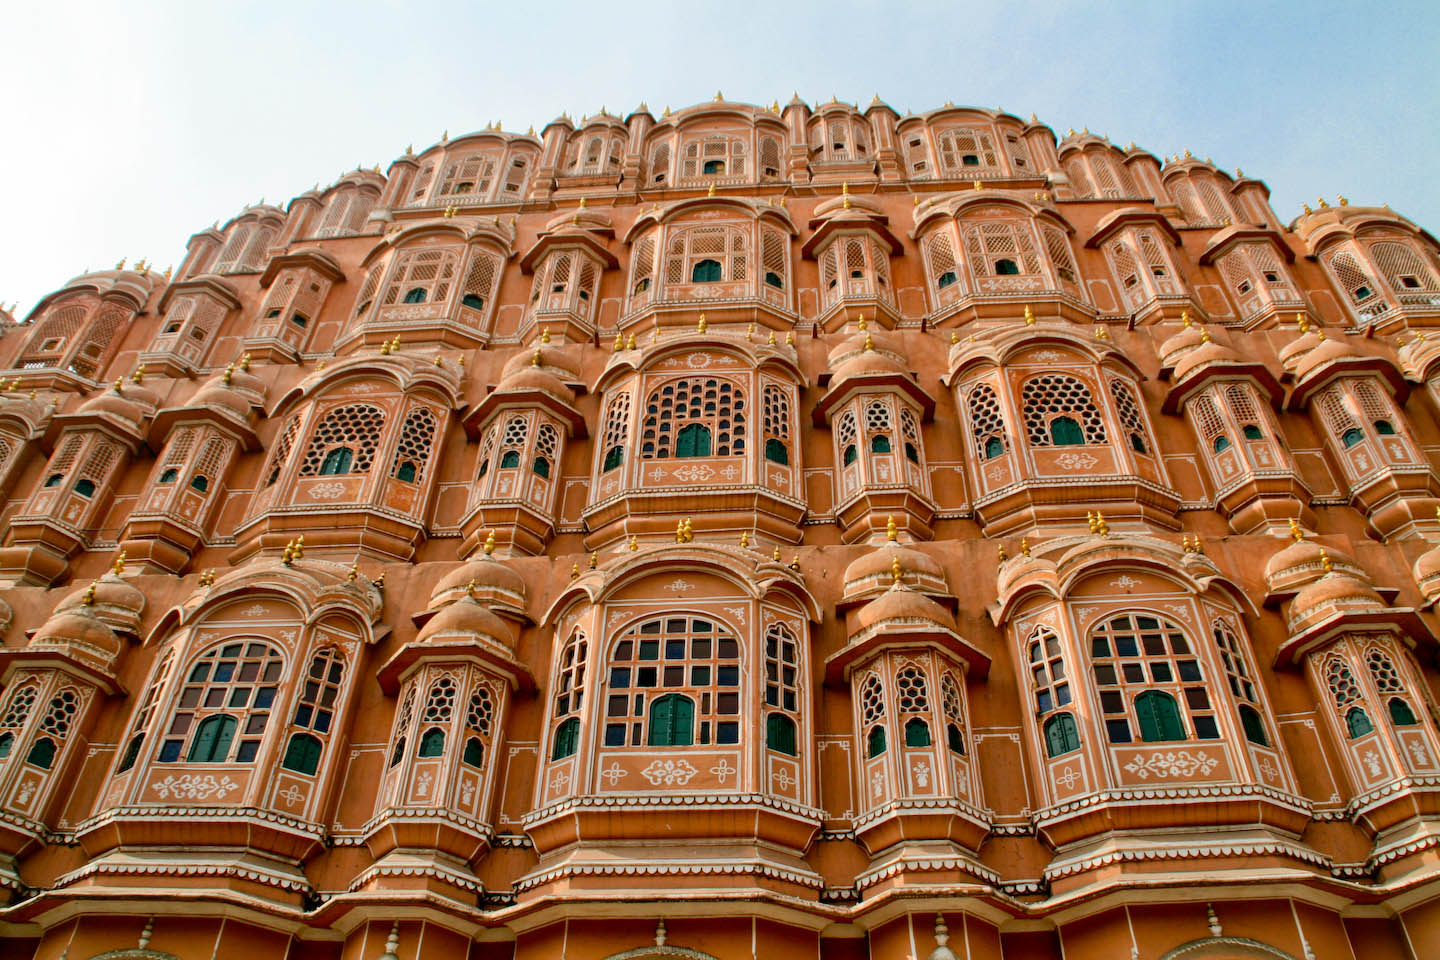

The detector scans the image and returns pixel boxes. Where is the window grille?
[600,392,630,472]
[649,142,671,184]
[1006,135,1030,172]
[1326,657,1362,708]
[213,226,252,273]
[681,136,746,178]
[900,408,922,464]
[191,437,230,491]
[1353,380,1392,424]
[78,441,119,488]
[762,384,791,462]
[761,229,787,289]
[69,306,128,378]
[860,672,886,757]
[937,127,998,175]
[423,675,457,723]
[463,682,495,768]
[501,156,529,197]
[21,304,87,366]
[299,404,385,476]
[162,428,198,469]
[1043,228,1082,291]
[391,406,437,482]
[1197,180,1233,223]
[355,264,382,316]
[926,232,958,292]
[388,688,416,767]
[1028,627,1069,714]
[1365,647,1404,692]
[161,641,284,764]
[662,224,748,287]
[1325,249,1385,315]
[1172,183,1206,225]
[604,616,742,748]
[1022,374,1106,445]
[554,630,588,719]
[1316,388,1361,438]
[408,165,434,206]
[1371,241,1439,295]
[265,417,300,486]
[382,249,460,307]
[630,236,656,299]
[117,649,174,772]
[1105,238,1145,310]
[438,154,497,199]
[501,415,529,450]
[1090,614,1217,744]
[864,399,892,435]
[1066,158,1095,198]
[1192,394,1226,446]
[51,435,84,477]
[461,251,500,316]
[1213,620,1258,704]
[291,649,345,737]
[896,664,932,747]
[968,382,1006,458]
[759,136,782,178]
[1109,377,1153,454]
[640,377,745,459]
[764,622,800,713]
[962,220,1042,278]
[0,681,38,730]
[317,193,350,236]
[941,672,966,754]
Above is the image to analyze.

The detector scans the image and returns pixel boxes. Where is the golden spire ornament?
[1024,304,1035,325]
[886,515,897,541]
[891,555,903,584]
[484,530,497,555]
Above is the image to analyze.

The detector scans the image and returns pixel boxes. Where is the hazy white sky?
[2,1,1436,315]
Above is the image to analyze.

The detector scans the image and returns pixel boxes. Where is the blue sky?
[2,0,1436,315]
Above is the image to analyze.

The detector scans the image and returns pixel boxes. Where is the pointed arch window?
[117,650,175,773]
[1022,374,1106,447]
[24,688,79,769]
[382,248,460,308]
[762,384,792,466]
[1044,713,1080,757]
[417,675,457,758]
[391,406,438,484]
[463,683,494,768]
[282,648,345,776]
[1090,614,1216,745]
[640,377,745,459]
[1214,619,1269,746]
[600,392,631,473]
[860,673,886,758]
[300,404,384,477]
[941,672,967,755]
[968,382,1007,460]
[551,630,587,760]
[896,664,932,747]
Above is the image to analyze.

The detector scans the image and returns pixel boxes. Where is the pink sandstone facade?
[0,95,1436,959]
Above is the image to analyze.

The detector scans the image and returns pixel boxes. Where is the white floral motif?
[1054,451,1099,469]
[870,770,885,799]
[709,758,736,784]
[640,759,698,786]
[1355,453,1371,472]
[548,769,572,792]
[1074,607,1097,623]
[599,761,627,785]
[1258,757,1279,782]
[720,463,740,481]
[664,579,693,593]
[1030,350,1064,362]
[911,759,931,788]
[670,464,715,483]
[1364,750,1383,776]
[15,780,35,805]
[684,353,714,369]
[415,771,432,798]
[460,780,476,806]
[953,764,969,794]
[724,607,747,625]
[1407,740,1431,768]
[307,481,350,500]
[1056,766,1082,789]
[1123,750,1219,780]
[150,774,240,800]
[242,604,267,617]
[278,783,304,806]
[771,767,796,790]
[1111,575,1141,589]
[1163,603,1192,622]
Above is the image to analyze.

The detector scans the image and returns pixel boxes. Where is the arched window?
[1366,648,1419,727]
[418,727,446,757]
[1346,706,1374,739]
[74,479,96,497]
[764,623,799,713]
[264,417,300,487]
[300,404,385,477]
[389,689,415,768]
[282,649,345,775]
[843,445,858,466]
[533,423,559,479]
[1342,428,1364,448]
[552,717,580,761]
[117,649,175,773]
[1090,614,1215,744]
[1325,655,1366,740]
[391,406,438,484]
[159,468,178,483]
[1213,619,1268,745]
[1238,705,1269,747]
[1109,378,1153,455]
[896,664,931,747]
[1044,713,1080,757]
[606,616,741,747]
[1028,627,1070,714]
[1371,240,1440,296]
[926,233,959,294]
[960,219,1042,280]
[1022,374,1107,447]
[1134,690,1185,742]
[190,475,209,492]
[762,384,791,466]
[382,248,461,308]
[968,383,1006,460]
[24,688,79,769]
[860,673,886,757]
[691,259,722,283]
[766,713,796,755]
[416,675,457,758]
[995,258,1019,275]
[403,288,427,304]
[462,683,494,768]
[941,673,966,756]
[1389,697,1419,726]
[163,641,283,764]
[870,434,891,453]
[600,392,630,473]
[640,377,744,459]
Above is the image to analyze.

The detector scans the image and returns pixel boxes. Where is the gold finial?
[997,543,1007,563]
[1024,304,1035,325]
[112,378,123,394]
[886,515,898,541]
[1295,312,1310,333]
[914,195,921,206]
[613,332,624,353]
[843,194,851,209]
[1338,194,1348,206]
[1183,149,1192,159]
[1318,196,1330,208]
[1303,202,1312,214]
[349,563,359,582]
[1200,328,1211,343]
[4,378,15,392]
[483,530,496,555]
[1094,512,1110,537]
[240,352,251,371]
[842,181,849,195]
[1087,510,1098,533]
[464,578,475,597]
[629,535,640,552]
[857,312,868,331]
[1316,329,1326,342]
[676,518,686,543]
[767,330,777,346]
[1094,324,1108,340]
[1181,310,1191,328]
[317,360,326,370]
[1320,548,1333,574]
[951,331,959,344]
[891,555,903,584]
[390,335,400,352]
[652,318,660,343]
[541,327,551,344]
[863,332,873,352]
[131,365,144,384]
[532,348,542,367]
[707,183,716,197]
[441,130,448,141]
[1021,537,1030,558]
[773,545,782,562]
[771,99,781,113]
[375,572,385,590]
[293,535,304,559]
[115,257,126,270]
[714,90,724,102]
[740,531,750,548]
[589,552,598,569]
[578,197,586,210]
[625,331,636,350]
[789,553,800,571]
[223,363,234,385]
[682,518,693,542]
[747,322,756,342]
[785,331,793,345]
[433,355,443,367]
[1289,518,1303,542]
[697,314,707,333]
[571,561,580,580]
[1236,167,1244,177]
[972,180,982,191]
[112,550,126,576]
[83,583,96,605]
[281,541,295,566]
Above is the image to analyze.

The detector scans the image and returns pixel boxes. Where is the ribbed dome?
[189,367,265,417]
[843,544,947,602]
[78,385,155,428]
[1172,338,1242,383]
[855,582,957,632]
[1288,571,1384,632]
[494,363,576,405]
[1413,541,1440,605]
[1264,536,1362,596]
[1278,329,1324,375]
[501,344,574,379]
[1158,322,1207,370]
[56,572,146,635]
[1294,335,1363,383]
[826,329,902,369]
[31,609,122,663]
[430,555,527,611]
[831,349,907,384]
[416,595,514,648]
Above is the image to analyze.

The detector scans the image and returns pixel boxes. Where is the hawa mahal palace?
[0,94,1436,959]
